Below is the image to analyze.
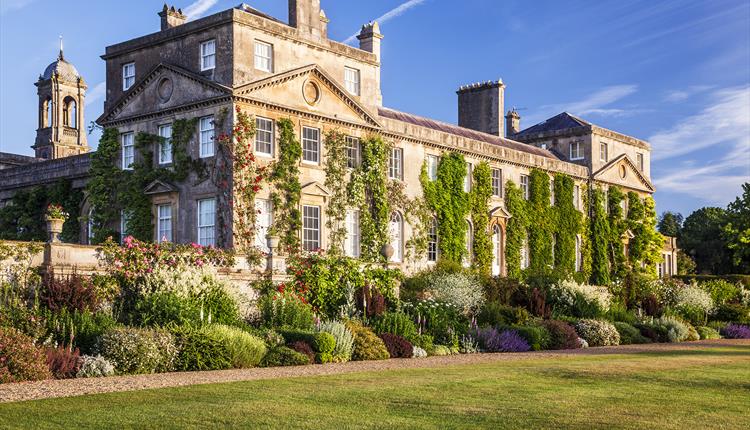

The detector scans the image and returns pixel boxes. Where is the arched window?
[63,97,76,128]
[427,217,438,262]
[492,225,501,276]
[45,98,53,128]
[463,220,473,267]
[520,231,530,270]
[389,212,403,263]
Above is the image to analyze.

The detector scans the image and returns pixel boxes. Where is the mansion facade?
[0,1,677,277]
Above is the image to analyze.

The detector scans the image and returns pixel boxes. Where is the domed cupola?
[33,38,89,160]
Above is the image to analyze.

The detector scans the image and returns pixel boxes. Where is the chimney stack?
[505,109,521,137]
[159,4,186,31]
[357,21,383,61]
[289,0,326,41]
[457,80,505,137]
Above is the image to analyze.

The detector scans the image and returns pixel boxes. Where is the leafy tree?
[723,183,750,273]
[657,211,683,238]
[677,250,696,275]
[680,207,731,274]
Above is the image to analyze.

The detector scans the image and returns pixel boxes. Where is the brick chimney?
[505,109,521,137]
[159,4,187,31]
[457,80,505,137]
[289,0,326,41]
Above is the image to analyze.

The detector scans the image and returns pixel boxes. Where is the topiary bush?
[696,326,721,340]
[613,322,650,345]
[205,324,267,368]
[379,333,413,358]
[345,321,390,361]
[169,325,231,372]
[477,302,530,327]
[45,345,81,379]
[721,323,750,339]
[316,321,354,362]
[99,327,178,374]
[76,355,115,378]
[574,319,620,347]
[372,312,418,341]
[541,320,581,350]
[0,326,51,383]
[260,346,310,367]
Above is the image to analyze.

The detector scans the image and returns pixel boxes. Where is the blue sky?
[1,0,748,217]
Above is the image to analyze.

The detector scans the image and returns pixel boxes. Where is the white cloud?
[183,0,219,20]
[650,86,750,160]
[663,85,714,103]
[344,0,427,44]
[85,81,106,107]
[524,84,638,125]
[0,0,34,15]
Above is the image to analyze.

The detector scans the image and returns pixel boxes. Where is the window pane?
[159,125,172,164]
[345,210,360,257]
[122,133,134,170]
[464,163,472,192]
[254,41,272,72]
[255,117,274,155]
[201,40,216,70]
[427,155,438,181]
[302,127,320,163]
[346,136,360,168]
[200,116,214,157]
[303,205,321,251]
[389,148,403,179]
[254,199,272,252]
[198,199,216,246]
[491,168,502,197]
[389,212,403,263]
[158,204,172,243]
[428,218,438,262]
[344,67,360,96]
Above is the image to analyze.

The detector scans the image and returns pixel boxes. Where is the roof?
[42,54,82,82]
[235,3,286,25]
[513,112,590,137]
[377,107,560,159]
[0,152,43,168]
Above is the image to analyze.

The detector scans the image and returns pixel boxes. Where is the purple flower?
[721,324,750,339]
[497,330,530,352]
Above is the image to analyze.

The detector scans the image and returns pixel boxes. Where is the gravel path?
[2,339,748,404]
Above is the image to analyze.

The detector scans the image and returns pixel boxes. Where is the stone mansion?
[0,1,677,277]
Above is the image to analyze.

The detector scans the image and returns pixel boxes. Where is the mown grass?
[1,345,748,429]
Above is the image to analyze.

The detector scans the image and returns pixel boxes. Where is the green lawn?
[2,345,749,429]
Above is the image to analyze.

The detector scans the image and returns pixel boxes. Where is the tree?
[723,183,750,274]
[680,207,731,274]
[657,211,683,238]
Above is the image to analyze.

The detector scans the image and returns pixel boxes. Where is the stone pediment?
[144,179,177,195]
[300,181,331,197]
[489,206,512,219]
[234,64,381,128]
[593,154,655,193]
[99,63,232,124]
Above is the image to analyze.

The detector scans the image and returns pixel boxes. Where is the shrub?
[45,345,81,379]
[477,302,529,327]
[355,285,386,318]
[40,273,99,313]
[471,326,503,352]
[205,325,266,368]
[655,316,692,342]
[431,345,452,356]
[288,341,315,363]
[686,325,700,341]
[99,327,178,374]
[482,276,526,306]
[548,280,612,318]
[170,325,231,371]
[696,326,721,340]
[260,346,310,367]
[574,319,620,346]
[259,290,314,330]
[713,303,750,324]
[44,308,117,355]
[673,285,715,325]
[316,321,354,362]
[412,346,428,358]
[372,312,418,341]
[508,323,551,351]
[613,322,650,345]
[402,299,468,345]
[412,334,434,352]
[541,320,581,350]
[606,302,638,325]
[345,321,390,361]
[721,324,750,339]
[0,327,51,383]
[497,330,531,352]
[379,333,413,358]
[278,329,336,355]
[425,272,485,315]
[76,355,115,378]
[699,279,741,305]
[472,326,530,352]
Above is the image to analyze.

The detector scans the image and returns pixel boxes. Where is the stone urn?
[380,244,394,262]
[45,216,64,243]
[266,234,280,254]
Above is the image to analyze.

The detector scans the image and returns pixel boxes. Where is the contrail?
[183,0,219,20]
[343,0,427,44]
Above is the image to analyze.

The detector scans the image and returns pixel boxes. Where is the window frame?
[345,209,361,258]
[637,153,644,171]
[570,141,584,161]
[255,117,274,157]
[390,212,404,263]
[600,142,608,162]
[122,62,135,91]
[158,123,173,165]
[520,174,530,200]
[464,162,472,192]
[427,217,438,262]
[197,198,216,247]
[199,116,215,158]
[121,132,135,170]
[574,185,581,211]
[302,205,321,251]
[389,147,404,180]
[200,39,216,71]
[426,155,438,181]
[491,168,503,197]
[255,198,273,252]
[120,210,129,243]
[157,204,173,243]
[344,66,361,96]
[254,40,273,73]
[346,136,361,169]
[301,126,320,164]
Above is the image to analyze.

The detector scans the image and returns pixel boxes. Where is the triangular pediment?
[300,181,331,197]
[99,63,231,123]
[489,206,512,219]
[234,64,381,128]
[144,179,177,195]
[593,154,655,193]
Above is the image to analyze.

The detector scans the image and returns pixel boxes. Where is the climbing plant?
[323,130,349,255]
[552,174,582,278]
[589,187,610,285]
[626,192,662,276]
[470,161,492,275]
[527,170,554,275]
[269,118,302,253]
[87,128,121,243]
[0,180,83,242]
[504,180,529,279]
[607,186,627,281]
[387,180,430,264]
[421,152,470,264]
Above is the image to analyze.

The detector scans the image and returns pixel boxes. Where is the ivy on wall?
[87,128,121,243]
[269,118,302,253]
[607,186,627,281]
[504,180,528,279]
[527,170,554,275]
[552,174,583,279]
[387,179,430,264]
[589,187,611,286]
[626,192,662,275]
[323,130,349,255]
[470,161,492,275]
[421,152,470,264]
